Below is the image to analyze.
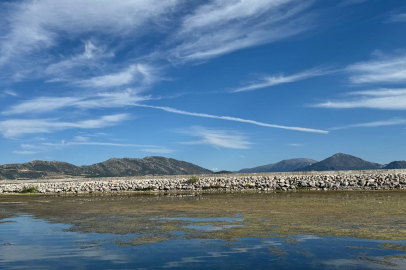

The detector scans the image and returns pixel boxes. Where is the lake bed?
[1,191,406,269]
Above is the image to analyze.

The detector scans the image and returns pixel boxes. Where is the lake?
[1,191,406,269]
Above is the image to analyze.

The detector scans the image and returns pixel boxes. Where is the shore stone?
[1,170,406,195]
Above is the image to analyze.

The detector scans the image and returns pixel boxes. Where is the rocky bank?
[1,170,406,194]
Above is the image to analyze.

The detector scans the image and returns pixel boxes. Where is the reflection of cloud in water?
[151,217,244,222]
[295,234,323,242]
[0,216,127,267]
[164,240,281,268]
[183,224,243,231]
[322,257,406,270]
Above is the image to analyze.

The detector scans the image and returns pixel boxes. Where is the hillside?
[239,158,317,173]
[0,157,212,180]
[383,161,406,169]
[296,153,383,171]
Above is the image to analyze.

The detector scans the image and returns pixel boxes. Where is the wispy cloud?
[288,143,303,147]
[0,114,129,138]
[3,89,18,97]
[136,104,329,134]
[389,13,406,23]
[170,0,314,62]
[77,64,157,88]
[312,88,406,110]
[346,51,406,84]
[233,67,331,92]
[330,118,406,130]
[180,126,251,149]
[0,0,181,68]
[44,40,114,81]
[14,139,174,155]
[73,136,90,142]
[339,0,370,6]
[2,89,151,115]
[3,92,328,133]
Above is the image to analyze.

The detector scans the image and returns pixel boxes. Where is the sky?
[0,0,406,171]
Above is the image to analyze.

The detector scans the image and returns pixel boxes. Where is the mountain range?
[1,153,406,180]
[238,158,317,173]
[0,156,212,180]
[297,153,383,171]
[239,153,406,173]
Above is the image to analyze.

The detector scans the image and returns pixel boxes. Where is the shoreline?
[1,170,406,195]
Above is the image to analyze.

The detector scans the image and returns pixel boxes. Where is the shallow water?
[1,191,406,269]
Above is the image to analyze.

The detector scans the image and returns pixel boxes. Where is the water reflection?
[1,215,405,269]
[0,192,406,269]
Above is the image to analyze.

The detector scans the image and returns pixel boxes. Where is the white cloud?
[330,118,406,130]
[77,64,157,88]
[73,136,90,142]
[0,114,129,138]
[233,67,331,92]
[139,147,175,154]
[389,13,406,23]
[14,139,174,155]
[3,92,328,134]
[3,89,151,115]
[3,89,18,97]
[136,104,329,134]
[288,143,303,147]
[339,0,369,6]
[44,40,114,80]
[0,0,181,67]
[346,52,406,84]
[170,0,314,62]
[312,88,406,110]
[180,126,251,149]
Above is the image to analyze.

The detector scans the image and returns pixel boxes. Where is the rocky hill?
[296,153,383,171]
[383,161,406,169]
[0,157,212,180]
[239,158,317,173]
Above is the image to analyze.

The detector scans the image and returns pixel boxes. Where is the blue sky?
[0,0,406,171]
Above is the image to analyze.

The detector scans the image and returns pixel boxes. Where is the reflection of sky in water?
[1,215,406,270]
[150,217,244,222]
[183,224,244,231]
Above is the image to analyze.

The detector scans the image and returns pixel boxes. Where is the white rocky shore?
[1,170,406,194]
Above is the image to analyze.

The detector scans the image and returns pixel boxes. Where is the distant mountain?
[239,158,317,173]
[214,170,234,174]
[296,153,383,172]
[0,157,212,180]
[383,161,406,169]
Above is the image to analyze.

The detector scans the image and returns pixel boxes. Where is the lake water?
[1,191,406,269]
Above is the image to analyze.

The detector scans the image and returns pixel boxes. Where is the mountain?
[82,157,212,177]
[239,158,317,173]
[0,157,212,180]
[214,170,234,174]
[296,153,383,172]
[383,161,406,169]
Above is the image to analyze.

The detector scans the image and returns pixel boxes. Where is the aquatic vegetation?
[359,256,398,267]
[382,243,406,252]
[269,245,287,255]
[20,187,39,194]
[1,191,406,243]
[346,246,382,250]
[117,235,170,246]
